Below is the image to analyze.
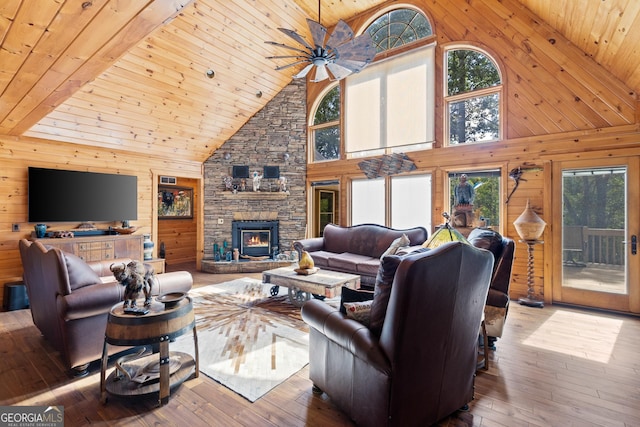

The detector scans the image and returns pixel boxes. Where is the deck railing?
[584,228,625,266]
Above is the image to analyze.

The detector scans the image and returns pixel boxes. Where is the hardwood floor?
[1,262,639,426]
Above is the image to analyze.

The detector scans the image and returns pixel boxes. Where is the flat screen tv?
[28,167,138,223]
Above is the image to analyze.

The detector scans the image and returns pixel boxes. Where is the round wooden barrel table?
[100,296,199,406]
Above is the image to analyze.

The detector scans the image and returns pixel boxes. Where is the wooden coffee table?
[262,266,361,307]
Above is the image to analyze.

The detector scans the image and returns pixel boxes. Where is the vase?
[233,248,239,261]
[513,199,546,241]
[34,224,47,238]
[143,234,154,260]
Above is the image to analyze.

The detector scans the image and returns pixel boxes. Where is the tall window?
[351,178,385,225]
[345,45,435,157]
[351,174,432,231]
[446,48,502,145]
[310,85,340,162]
[391,174,431,230]
[448,170,501,229]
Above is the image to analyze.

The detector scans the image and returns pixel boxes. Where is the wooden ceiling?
[1,0,639,163]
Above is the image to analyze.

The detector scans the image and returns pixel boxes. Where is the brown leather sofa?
[19,239,193,376]
[301,242,494,426]
[293,223,429,290]
[467,228,515,344]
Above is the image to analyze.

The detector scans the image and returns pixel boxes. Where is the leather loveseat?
[301,242,494,426]
[19,239,193,376]
[293,223,429,290]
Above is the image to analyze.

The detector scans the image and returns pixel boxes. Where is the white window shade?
[351,178,385,225]
[391,174,431,230]
[345,45,435,155]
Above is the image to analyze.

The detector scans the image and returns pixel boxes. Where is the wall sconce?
[283,153,290,161]
[223,152,231,161]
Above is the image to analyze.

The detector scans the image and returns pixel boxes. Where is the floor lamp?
[513,200,546,308]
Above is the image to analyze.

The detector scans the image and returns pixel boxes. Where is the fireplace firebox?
[232,220,279,258]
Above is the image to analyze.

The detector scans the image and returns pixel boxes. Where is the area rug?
[172,278,309,402]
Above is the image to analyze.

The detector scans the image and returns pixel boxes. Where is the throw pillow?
[63,252,101,291]
[343,300,373,326]
[369,254,403,337]
[381,233,410,259]
[339,286,374,315]
[369,248,430,336]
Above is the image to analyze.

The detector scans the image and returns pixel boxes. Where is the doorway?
[552,157,639,313]
[310,180,339,237]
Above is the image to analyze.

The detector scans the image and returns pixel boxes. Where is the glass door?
[552,157,639,313]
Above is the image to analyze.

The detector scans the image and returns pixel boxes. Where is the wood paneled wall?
[0,135,202,308]
[305,0,640,304]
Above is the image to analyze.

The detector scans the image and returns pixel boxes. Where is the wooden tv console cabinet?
[34,234,143,262]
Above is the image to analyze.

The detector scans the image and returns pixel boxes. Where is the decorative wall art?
[358,153,416,179]
[158,186,193,219]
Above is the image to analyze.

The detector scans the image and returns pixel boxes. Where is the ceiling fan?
[265,1,376,82]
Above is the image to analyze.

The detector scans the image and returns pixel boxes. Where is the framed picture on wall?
[158,186,193,219]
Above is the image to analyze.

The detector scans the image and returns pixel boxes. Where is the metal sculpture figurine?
[110,261,155,310]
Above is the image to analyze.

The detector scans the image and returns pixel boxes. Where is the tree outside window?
[310,86,340,162]
[446,49,501,145]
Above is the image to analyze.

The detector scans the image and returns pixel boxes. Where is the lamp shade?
[423,223,468,249]
[513,199,546,241]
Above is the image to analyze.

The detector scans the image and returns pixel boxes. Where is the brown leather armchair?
[301,242,494,426]
[19,239,193,376]
[467,228,515,345]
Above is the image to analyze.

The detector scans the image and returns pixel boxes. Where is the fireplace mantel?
[218,191,289,199]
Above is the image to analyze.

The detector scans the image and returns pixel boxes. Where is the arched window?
[366,8,432,53]
[445,48,502,145]
[310,85,340,162]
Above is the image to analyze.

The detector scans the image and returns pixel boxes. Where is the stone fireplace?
[202,79,308,265]
[232,220,279,258]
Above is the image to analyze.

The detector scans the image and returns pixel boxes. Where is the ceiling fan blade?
[333,33,377,63]
[333,58,370,73]
[264,40,310,55]
[278,27,314,50]
[266,55,307,60]
[326,20,354,49]
[326,62,353,80]
[276,60,310,71]
[311,64,330,82]
[307,19,328,48]
[293,64,314,79]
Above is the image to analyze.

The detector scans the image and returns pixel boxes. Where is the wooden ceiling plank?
[0,0,110,122]
[0,0,62,95]
[93,65,258,125]
[165,12,291,87]
[2,0,160,129]
[7,0,195,136]
[0,0,22,46]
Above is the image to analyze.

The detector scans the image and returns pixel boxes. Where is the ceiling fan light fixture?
[265,5,375,83]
